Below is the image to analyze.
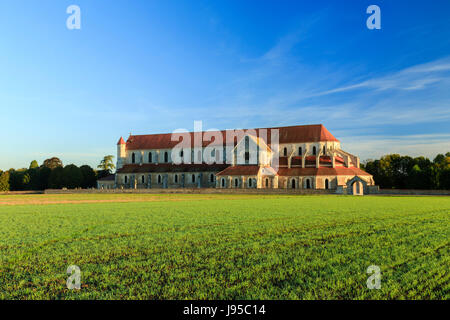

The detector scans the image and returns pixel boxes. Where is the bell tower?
[117,137,126,169]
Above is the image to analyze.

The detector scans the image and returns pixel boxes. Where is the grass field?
[0,193,449,300]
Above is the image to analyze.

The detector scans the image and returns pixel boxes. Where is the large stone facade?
[108,124,377,194]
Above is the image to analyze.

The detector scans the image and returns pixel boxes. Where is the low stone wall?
[44,188,336,195]
[0,191,44,195]
[378,189,450,196]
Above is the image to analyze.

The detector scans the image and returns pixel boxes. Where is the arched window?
[221,178,225,188]
[157,175,162,184]
[234,178,239,187]
[174,174,178,183]
[192,174,196,183]
[124,176,128,184]
[312,146,317,156]
[325,179,329,189]
[148,152,152,163]
[265,178,269,188]
[131,153,136,164]
[141,175,145,184]
[210,174,214,183]
[299,147,302,156]
[283,147,287,156]
[164,152,168,163]
[292,179,296,189]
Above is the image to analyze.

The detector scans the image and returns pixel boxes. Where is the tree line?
[0,155,115,191]
[362,152,450,190]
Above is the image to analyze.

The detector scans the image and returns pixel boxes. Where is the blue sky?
[1,0,450,170]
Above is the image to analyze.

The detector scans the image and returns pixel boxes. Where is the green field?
[0,194,449,300]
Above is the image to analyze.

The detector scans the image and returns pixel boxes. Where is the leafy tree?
[29,160,39,169]
[0,171,10,191]
[62,164,83,189]
[43,157,63,169]
[80,165,97,188]
[48,167,64,189]
[98,155,115,174]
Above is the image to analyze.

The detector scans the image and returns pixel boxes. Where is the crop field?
[0,193,449,300]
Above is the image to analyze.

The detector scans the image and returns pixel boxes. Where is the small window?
[210,174,214,183]
[265,178,269,187]
[291,179,296,189]
[174,174,178,183]
[158,175,161,184]
[299,147,302,156]
[141,175,145,184]
[312,146,317,156]
[132,153,136,164]
[164,152,168,163]
[323,145,326,154]
[192,174,196,183]
[234,178,239,187]
[124,176,128,184]
[249,179,252,187]
[221,178,225,187]
[148,152,152,163]
[283,147,287,157]
[325,179,329,189]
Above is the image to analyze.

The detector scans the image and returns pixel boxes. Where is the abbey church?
[98,124,377,195]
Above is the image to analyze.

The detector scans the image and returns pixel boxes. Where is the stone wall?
[45,188,335,195]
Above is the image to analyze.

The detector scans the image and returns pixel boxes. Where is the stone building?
[111,124,377,194]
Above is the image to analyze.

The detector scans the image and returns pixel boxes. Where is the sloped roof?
[117,137,125,145]
[216,165,260,176]
[117,163,229,174]
[98,174,115,181]
[277,167,372,176]
[123,124,339,150]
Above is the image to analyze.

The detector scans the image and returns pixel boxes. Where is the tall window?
[164,152,168,163]
[210,174,214,183]
[283,147,287,156]
[192,174,196,183]
[265,178,269,188]
[306,179,311,189]
[234,178,239,187]
[221,178,225,188]
[157,175,161,184]
[148,152,152,163]
[141,175,145,184]
[312,146,317,156]
[249,179,252,187]
[124,176,128,184]
[132,153,136,163]
[323,145,326,154]
[174,174,178,183]
[325,179,329,189]
[299,147,302,156]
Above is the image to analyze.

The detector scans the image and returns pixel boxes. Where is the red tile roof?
[123,124,339,150]
[277,167,372,176]
[216,165,260,176]
[117,163,229,174]
[117,137,125,145]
